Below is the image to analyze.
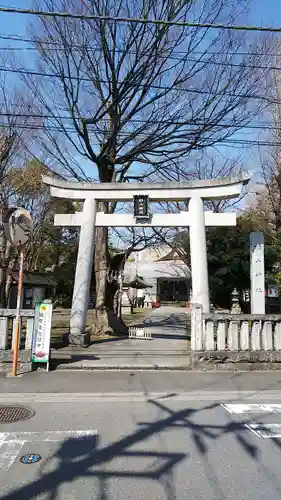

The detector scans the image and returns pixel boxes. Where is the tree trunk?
[89,143,128,335]
[93,218,111,335]
[0,248,12,309]
[5,271,12,308]
[117,274,123,319]
[90,194,128,336]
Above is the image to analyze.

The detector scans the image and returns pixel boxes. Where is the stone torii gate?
[42,174,250,345]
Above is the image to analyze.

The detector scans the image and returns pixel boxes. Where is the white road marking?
[221,404,281,439]
[245,423,281,439]
[221,403,281,414]
[0,430,97,472]
[0,441,25,471]
[0,430,97,442]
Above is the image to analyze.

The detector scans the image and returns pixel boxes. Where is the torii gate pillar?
[70,198,97,338]
[42,175,250,345]
[189,196,209,313]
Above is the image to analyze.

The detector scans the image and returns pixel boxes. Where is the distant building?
[123,245,191,303]
[8,272,57,309]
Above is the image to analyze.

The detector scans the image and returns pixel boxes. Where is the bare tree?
[0,66,29,307]
[157,153,246,223]
[0,52,44,306]
[23,0,265,333]
[252,41,281,234]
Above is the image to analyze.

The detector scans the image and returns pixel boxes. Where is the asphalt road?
[1,373,281,498]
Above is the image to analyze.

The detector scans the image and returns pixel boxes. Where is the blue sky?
[0,0,281,183]
[0,0,29,37]
[249,0,281,26]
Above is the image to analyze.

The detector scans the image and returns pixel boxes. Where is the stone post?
[250,232,265,314]
[189,196,210,313]
[191,303,203,350]
[69,198,97,345]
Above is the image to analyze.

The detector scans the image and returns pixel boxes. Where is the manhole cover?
[20,454,42,464]
[0,405,35,424]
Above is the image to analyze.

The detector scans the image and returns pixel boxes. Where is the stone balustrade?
[191,304,281,352]
[0,309,35,354]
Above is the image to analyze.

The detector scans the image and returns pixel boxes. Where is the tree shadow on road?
[0,399,273,500]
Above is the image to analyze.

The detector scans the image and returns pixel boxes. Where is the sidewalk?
[1,371,281,395]
[51,306,190,370]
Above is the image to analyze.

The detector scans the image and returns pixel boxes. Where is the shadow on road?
[1,396,270,500]
[132,313,187,330]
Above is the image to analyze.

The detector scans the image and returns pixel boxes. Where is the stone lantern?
[231,288,241,314]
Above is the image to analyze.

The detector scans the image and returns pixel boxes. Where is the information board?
[31,301,53,369]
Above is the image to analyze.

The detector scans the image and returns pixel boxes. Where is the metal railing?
[129,327,152,339]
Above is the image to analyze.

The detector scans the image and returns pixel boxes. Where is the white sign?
[31,301,52,366]
[250,232,265,314]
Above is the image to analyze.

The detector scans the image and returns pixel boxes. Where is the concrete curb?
[50,351,191,358]
[54,364,191,371]
[50,362,281,371]
[3,360,281,373]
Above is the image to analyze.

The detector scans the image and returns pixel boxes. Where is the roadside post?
[3,207,32,377]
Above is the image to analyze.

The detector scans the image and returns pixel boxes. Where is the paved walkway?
[51,306,190,370]
[133,305,188,348]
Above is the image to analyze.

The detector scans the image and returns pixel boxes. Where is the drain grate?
[0,405,35,424]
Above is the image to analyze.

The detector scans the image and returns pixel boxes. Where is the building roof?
[124,260,190,283]
[130,245,186,263]
[157,248,186,262]
[123,276,152,289]
[11,271,57,287]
